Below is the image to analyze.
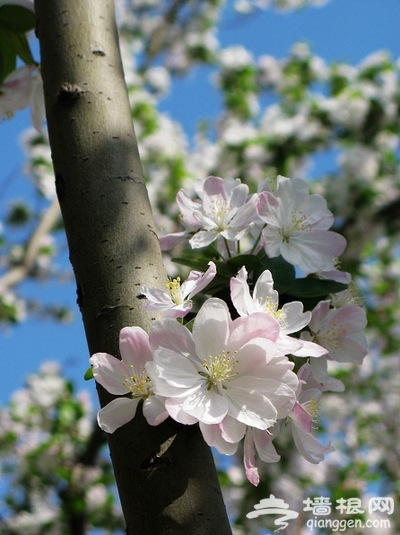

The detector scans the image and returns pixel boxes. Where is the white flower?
[305,300,368,364]
[147,297,298,430]
[140,261,217,318]
[256,176,347,274]
[230,266,328,358]
[0,65,45,132]
[287,363,334,463]
[159,175,257,251]
[89,327,168,433]
[145,65,170,94]
[219,45,254,69]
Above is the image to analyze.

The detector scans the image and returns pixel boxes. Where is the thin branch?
[0,197,60,288]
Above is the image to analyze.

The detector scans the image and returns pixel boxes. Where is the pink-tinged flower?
[147,298,298,430]
[307,356,345,393]
[199,415,246,455]
[243,427,280,486]
[89,327,168,433]
[230,266,327,358]
[140,261,216,319]
[0,65,45,132]
[287,363,334,463]
[304,300,368,364]
[159,176,257,251]
[256,176,346,275]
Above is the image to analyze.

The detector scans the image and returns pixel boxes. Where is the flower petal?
[119,326,153,367]
[150,318,196,357]
[192,298,230,359]
[230,266,255,316]
[89,352,131,395]
[152,348,199,392]
[142,396,169,426]
[182,388,229,424]
[244,429,260,486]
[199,421,240,455]
[97,397,139,433]
[291,425,334,463]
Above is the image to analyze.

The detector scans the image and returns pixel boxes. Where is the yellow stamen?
[198,350,238,390]
[303,398,320,428]
[281,210,312,241]
[166,277,182,305]
[258,296,287,326]
[123,365,152,398]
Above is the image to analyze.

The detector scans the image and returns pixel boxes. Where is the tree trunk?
[34,0,232,533]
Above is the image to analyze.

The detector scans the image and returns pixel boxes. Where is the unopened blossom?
[230,266,328,358]
[89,327,167,433]
[159,175,257,252]
[256,176,347,274]
[287,363,334,463]
[140,261,216,318]
[0,65,45,132]
[147,298,298,431]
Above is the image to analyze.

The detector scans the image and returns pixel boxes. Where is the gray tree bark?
[34,0,232,533]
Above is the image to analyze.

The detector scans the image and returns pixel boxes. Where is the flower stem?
[249,225,266,255]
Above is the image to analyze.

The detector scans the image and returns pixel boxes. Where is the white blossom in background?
[234,0,329,13]
[222,119,258,147]
[3,494,59,535]
[27,361,65,408]
[0,285,27,322]
[257,54,283,88]
[20,128,56,198]
[320,91,369,129]
[339,145,380,181]
[144,65,171,95]
[260,103,326,143]
[219,45,254,70]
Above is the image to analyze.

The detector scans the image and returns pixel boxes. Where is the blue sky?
[2,0,400,405]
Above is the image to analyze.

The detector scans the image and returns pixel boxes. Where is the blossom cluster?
[90,175,368,486]
[0,362,124,533]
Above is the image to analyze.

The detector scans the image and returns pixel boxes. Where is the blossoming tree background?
[0,0,400,534]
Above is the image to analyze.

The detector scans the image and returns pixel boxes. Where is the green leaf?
[287,278,348,298]
[255,254,296,295]
[183,318,195,332]
[84,367,94,381]
[0,5,35,33]
[0,28,16,82]
[171,256,211,272]
[226,254,263,273]
[8,31,35,64]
